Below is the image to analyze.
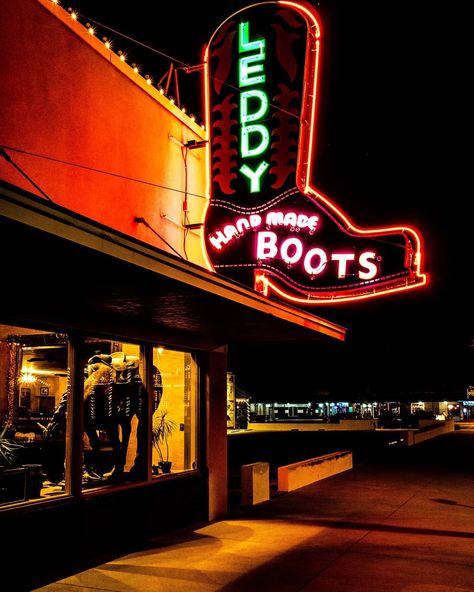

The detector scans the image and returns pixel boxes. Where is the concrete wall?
[414,420,455,444]
[278,450,353,492]
[0,0,208,265]
[250,420,377,432]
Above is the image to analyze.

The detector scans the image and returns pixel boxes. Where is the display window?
[81,339,146,488]
[151,347,198,477]
[0,324,70,505]
[0,326,201,505]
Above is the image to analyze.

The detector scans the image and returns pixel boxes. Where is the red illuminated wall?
[0,0,208,264]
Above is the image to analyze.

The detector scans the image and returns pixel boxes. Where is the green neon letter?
[238,22,265,87]
[240,90,269,123]
[240,161,269,193]
[239,54,265,87]
[241,124,270,158]
[239,22,265,54]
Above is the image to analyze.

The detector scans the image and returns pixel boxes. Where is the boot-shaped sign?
[203,0,427,304]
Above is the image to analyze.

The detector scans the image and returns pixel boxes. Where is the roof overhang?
[0,181,346,347]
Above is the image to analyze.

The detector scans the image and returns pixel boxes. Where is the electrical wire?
[134,217,184,259]
[83,16,190,69]
[0,144,208,202]
[181,145,189,260]
[0,148,54,202]
[82,13,299,121]
[0,145,409,251]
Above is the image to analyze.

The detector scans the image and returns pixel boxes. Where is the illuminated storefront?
[0,1,346,588]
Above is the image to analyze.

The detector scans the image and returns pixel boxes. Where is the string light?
[54,7,204,126]
[51,0,59,5]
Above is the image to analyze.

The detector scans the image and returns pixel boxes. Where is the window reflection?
[151,347,198,476]
[0,324,69,505]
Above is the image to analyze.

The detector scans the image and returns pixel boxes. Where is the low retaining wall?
[278,450,353,492]
[414,419,455,444]
[251,420,376,432]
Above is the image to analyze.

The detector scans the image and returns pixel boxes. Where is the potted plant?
[0,423,29,504]
[0,423,24,468]
[152,410,176,474]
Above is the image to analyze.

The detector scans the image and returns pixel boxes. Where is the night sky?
[69,0,470,400]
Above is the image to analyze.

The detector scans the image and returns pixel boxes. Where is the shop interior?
[0,324,198,506]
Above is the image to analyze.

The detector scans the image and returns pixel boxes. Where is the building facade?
[0,2,345,588]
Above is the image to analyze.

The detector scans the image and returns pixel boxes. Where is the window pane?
[0,324,69,505]
[82,339,146,489]
[152,347,198,476]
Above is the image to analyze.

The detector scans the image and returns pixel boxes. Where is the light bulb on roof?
[51,0,59,5]
[169,97,175,105]
[68,7,78,20]
[86,23,95,35]
[159,87,164,94]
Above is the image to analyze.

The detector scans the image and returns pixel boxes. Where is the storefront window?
[0,324,69,506]
[82,339,146,489]
[152,347,198,477]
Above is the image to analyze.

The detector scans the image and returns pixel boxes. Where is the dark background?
[71,0,470,400]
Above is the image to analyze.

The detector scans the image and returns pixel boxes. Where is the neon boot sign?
[203,0,427,304]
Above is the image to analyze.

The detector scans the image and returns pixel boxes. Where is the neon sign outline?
[202,0,428,304]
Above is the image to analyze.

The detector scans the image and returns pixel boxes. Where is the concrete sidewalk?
[35,433,474,591]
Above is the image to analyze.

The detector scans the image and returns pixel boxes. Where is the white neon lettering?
[297,214,319,232]
[256,231,278,259]
[224,224,238,242]
[265,211,284,226]
[280,238,303,264]
[283,212,297,227]
[236,218,251,233]
[304,248,328,275]
[359,251,378,279]
[209,230,227,250]
[331,253,355,278]
[240,162,269,193]
[249,214,262,228]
